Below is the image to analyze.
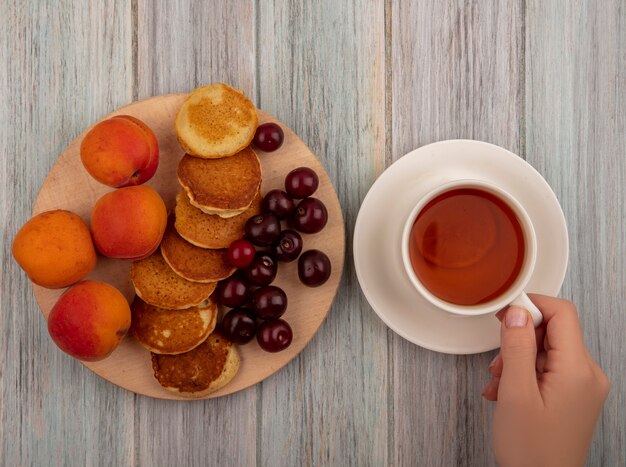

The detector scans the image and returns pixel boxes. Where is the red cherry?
[256,319,293,352]
[253,123,284,152]
[226,239,256,269]
[285,167,319,199]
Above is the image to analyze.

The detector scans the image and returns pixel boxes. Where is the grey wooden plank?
[391,1,523,466]
[257,1,388,465]
[136,0,255,98]
[525,1,626,464]
[0,1,135,466]
[135,2,257,466]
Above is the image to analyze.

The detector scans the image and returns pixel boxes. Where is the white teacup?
[401,179,543,326]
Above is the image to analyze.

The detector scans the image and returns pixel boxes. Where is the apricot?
[80,115,159,187]
[47,280,131,361]
[12,210,97,288]
[91,185,167,260]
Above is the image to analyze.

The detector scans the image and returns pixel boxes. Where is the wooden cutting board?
[31,94,345,400]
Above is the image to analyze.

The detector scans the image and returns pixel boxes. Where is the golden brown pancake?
[177,147,261,218]
[131,297,217,355]
[174,190,262,249]
[130,250,216,309]
[151,330,240,397]
[175,83,258,159]
[160,216,236,283]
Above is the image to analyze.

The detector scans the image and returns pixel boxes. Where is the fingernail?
[481,378,495,396]
[505,306,528,328]
[488,354,500,369]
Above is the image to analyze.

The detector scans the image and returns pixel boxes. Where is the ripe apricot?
[12,210,97,288]
[91,185,167,260]
[80,115,159,187]
[47,280,131,361]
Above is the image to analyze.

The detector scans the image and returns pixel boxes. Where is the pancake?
[174,190,262,249]
[131,297,217,355]
[175,83,258,159]
[151,330,240,397]
[160,216,236,283]
[130,250,216,309]
[177,147,261,218]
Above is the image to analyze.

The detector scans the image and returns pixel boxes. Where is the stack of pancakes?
[130,83,262,397]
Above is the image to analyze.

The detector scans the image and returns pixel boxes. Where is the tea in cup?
[401,179,542,325]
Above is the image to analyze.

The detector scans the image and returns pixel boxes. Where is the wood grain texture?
[257,1,387,465]
[525,1,626,464]
[0,1,136,466]
[391,1,522,466]
[134,2,258,466]
[136,0,255,99]
[2,0,625,465]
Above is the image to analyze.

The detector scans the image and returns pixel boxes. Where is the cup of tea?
[401,179,542,326]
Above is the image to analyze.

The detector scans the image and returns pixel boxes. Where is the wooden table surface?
[1,1,624,465]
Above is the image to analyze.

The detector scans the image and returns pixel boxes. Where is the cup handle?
[510,293,543,327]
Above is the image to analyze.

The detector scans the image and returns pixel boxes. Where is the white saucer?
[353,140,569,354]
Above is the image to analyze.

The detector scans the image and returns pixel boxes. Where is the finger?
[481,377,500,401]
[536,350,547,374]
[488,353,502,377]
[535,323,546,352]
[498,306,541,403]
[544,331,551,352]
[497,310,546,351]
[527,294,586,356]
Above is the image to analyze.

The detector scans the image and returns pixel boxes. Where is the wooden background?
[1,1,624,465]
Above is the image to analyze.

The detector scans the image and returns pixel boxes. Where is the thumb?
[497,306,540,403]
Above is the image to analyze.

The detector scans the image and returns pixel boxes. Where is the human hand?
[482,294,610,467]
